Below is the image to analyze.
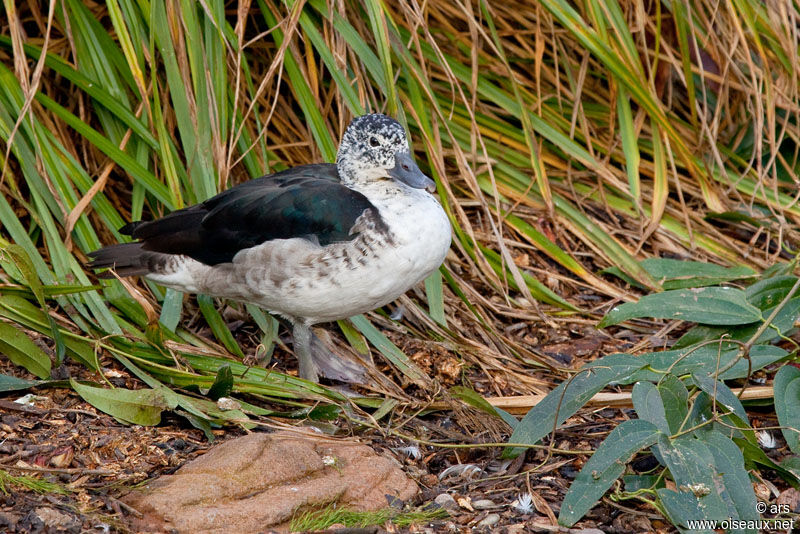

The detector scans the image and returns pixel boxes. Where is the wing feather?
[118,163,378,266]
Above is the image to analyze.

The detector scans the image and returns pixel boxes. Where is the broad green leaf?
[691,374,748,422]
[656,435,730,522]
[657,488,715,534]
[674,276,800,348]
[206,364,234,400]
[696,429,759,522]
[505,353,645,456]
[599,287,762,327]
[735,437,800,487]
[0,373,43,392]
[630,376,686,435]
[774,365,800,454]
[558,420,661,526]
[0,322,51,379]
[113,353,247,428]
[628,344,787,383]
[745,275,800,309]
[686,393,754,444]
[70,379,167,425]
[657,375,689,434]
[639,258,756,290]
[632,382,670,434]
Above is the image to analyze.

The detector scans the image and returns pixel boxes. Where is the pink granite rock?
[123,431,417,533]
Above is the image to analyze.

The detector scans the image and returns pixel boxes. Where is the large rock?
[123,431,417,533]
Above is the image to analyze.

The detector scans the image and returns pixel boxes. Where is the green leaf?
[558,420,661,526]
[69,379,167,425]
[672,276,800,347]
[0,373,43,392]
[349,314,429,385]
[176,394,250,427]
[632,377,688,435]
[450,386,518,429]
[206,365,233,400]
[505,353,645,456]
[657,375,689,434]
[691,374,749,422]
[774,365,800,454]
[629,344,787,382]
[599,287,762,327]
[745,275,798,309]
[616,87,640,211]
[639,258,756,290]
[246,304,278,359]
[0,322,51,379]
[197,294,244,358]
[337,319,369,356]
[656,435,730,522]
[657,488,715,534]
[735,437,800,487]
[159,288,183,332]
[632,382,670,434]
[780,456,800,481]
[371,398,397,422]
[1,244,65,362]
[599,266,646,289]
[685,393,754,443]
[696,429,759,522]
[424,269,447,327]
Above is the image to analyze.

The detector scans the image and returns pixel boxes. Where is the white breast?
[154,181,452,324]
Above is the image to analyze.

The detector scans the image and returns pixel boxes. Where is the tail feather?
[87,242,168,278]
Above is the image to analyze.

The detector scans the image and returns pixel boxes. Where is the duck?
[88,114,452,383]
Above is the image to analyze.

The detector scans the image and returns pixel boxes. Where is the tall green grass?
[0,0,797,425]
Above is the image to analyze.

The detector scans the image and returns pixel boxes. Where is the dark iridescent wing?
[121,163,379,265]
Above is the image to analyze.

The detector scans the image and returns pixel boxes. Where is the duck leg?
[308,329,368,383]
[292,322,319,382]
[290,321,368,383]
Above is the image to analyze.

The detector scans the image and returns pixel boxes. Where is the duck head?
[336,114,435,192]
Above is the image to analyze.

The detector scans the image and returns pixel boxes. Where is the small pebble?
[434,493,458,510]
[472,499,496,510]
[477,513,500,528]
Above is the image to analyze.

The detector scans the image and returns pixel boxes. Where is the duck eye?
[369,136,380,147]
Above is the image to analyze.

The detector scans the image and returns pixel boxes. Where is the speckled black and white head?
[336,114,435,191]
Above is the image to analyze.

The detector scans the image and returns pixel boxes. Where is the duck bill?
[389,152,435,192]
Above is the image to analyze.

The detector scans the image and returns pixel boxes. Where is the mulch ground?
[0,322,793,534]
